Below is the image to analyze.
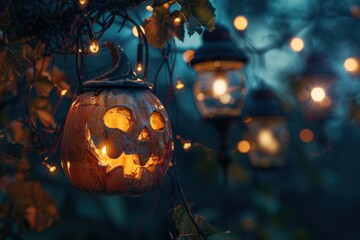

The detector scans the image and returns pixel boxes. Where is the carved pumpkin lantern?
[61,42,173,195]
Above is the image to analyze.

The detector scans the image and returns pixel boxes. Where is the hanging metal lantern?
[241,84,289,169]
[295,54,335,121]
[191,24,248,120]
[61,42,173,195]
[189,25,248,183]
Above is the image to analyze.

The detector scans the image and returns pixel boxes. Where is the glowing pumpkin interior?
[85,107,167,180]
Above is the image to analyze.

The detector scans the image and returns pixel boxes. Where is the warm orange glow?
[311,87,326,102]
[351,5,360,18]
[196,93,205,101]
[138,127,150,141]
[257,129,280,154]
[86,127,163,179]
[60,89,67,96]
[237,140,251,153]
[290,37,304,52]
[145,5,153,11]
[233,15,248,31]
[299,128,314,143]
[344,58,359,73]
[79,0,88,6]
[43,162,57,173]
[89,39,99,53]
[132,26,145,37]
[103,107,134,132]
[174,17,181,24]
[183,141,192,150]
[150,111,165,131]
[183,50,195,63]
[136,63,143,72]
[213,78,228,96]
[176,80,185,90]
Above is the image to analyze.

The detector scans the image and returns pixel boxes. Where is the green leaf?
[173,204,218,239]
[143,6,185,48]
[177,0,216,36]
[195,215,218,237]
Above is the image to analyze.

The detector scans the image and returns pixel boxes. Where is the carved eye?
[138,127,150,141]
[150,111,165,131]
[103,107,134,132]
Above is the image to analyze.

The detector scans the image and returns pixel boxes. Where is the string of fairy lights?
[39,0,360,175]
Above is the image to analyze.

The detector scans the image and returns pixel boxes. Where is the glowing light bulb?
[136,63,143,72]
[299,128,314,143]
[43,162,57,173]
[311,87,326,102]
[132,26,145,38]
[237,140,251,153]
[145,5,153,11]
[183,141,192,150]
[258,129,280,154]
[344,58,359,73]
[213,78,228,96]
[60,89,68,96]
[79,0,88,6]
[89,39,99,53]
[176,80,185,90]
[233,16,248,31]
[290,37,304,52]
[49,166,57,173]
[174,17,181,24]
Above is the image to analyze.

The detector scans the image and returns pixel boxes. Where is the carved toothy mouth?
[85,124,163,179]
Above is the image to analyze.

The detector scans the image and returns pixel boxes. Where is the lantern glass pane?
[244,117,288,168]
[194,68,246,119]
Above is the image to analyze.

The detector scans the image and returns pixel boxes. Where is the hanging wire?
[172,157,208,240]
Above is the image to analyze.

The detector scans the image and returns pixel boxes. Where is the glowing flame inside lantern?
[257,128,280,154]
[213,78,228,96]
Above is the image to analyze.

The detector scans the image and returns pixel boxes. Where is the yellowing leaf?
[33,76,54,97]
[36,109,55,128]
[10,121,30,145]
[29,98,55,128]
[5,180,59,232]
[143,7,185,48]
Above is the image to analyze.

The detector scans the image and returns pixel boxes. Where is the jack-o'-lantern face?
[86,107,168,179]
[61,88,173,195]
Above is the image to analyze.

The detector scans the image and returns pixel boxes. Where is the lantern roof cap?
[241,83,287,119]
[83,41,152,90]
[301,53,334,76]
[191,24,248,69]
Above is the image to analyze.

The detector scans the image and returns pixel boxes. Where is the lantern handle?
[82,41,152,90]
[92,41,137,82]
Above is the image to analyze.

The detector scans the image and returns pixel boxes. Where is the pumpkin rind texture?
[61,88,173,195]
